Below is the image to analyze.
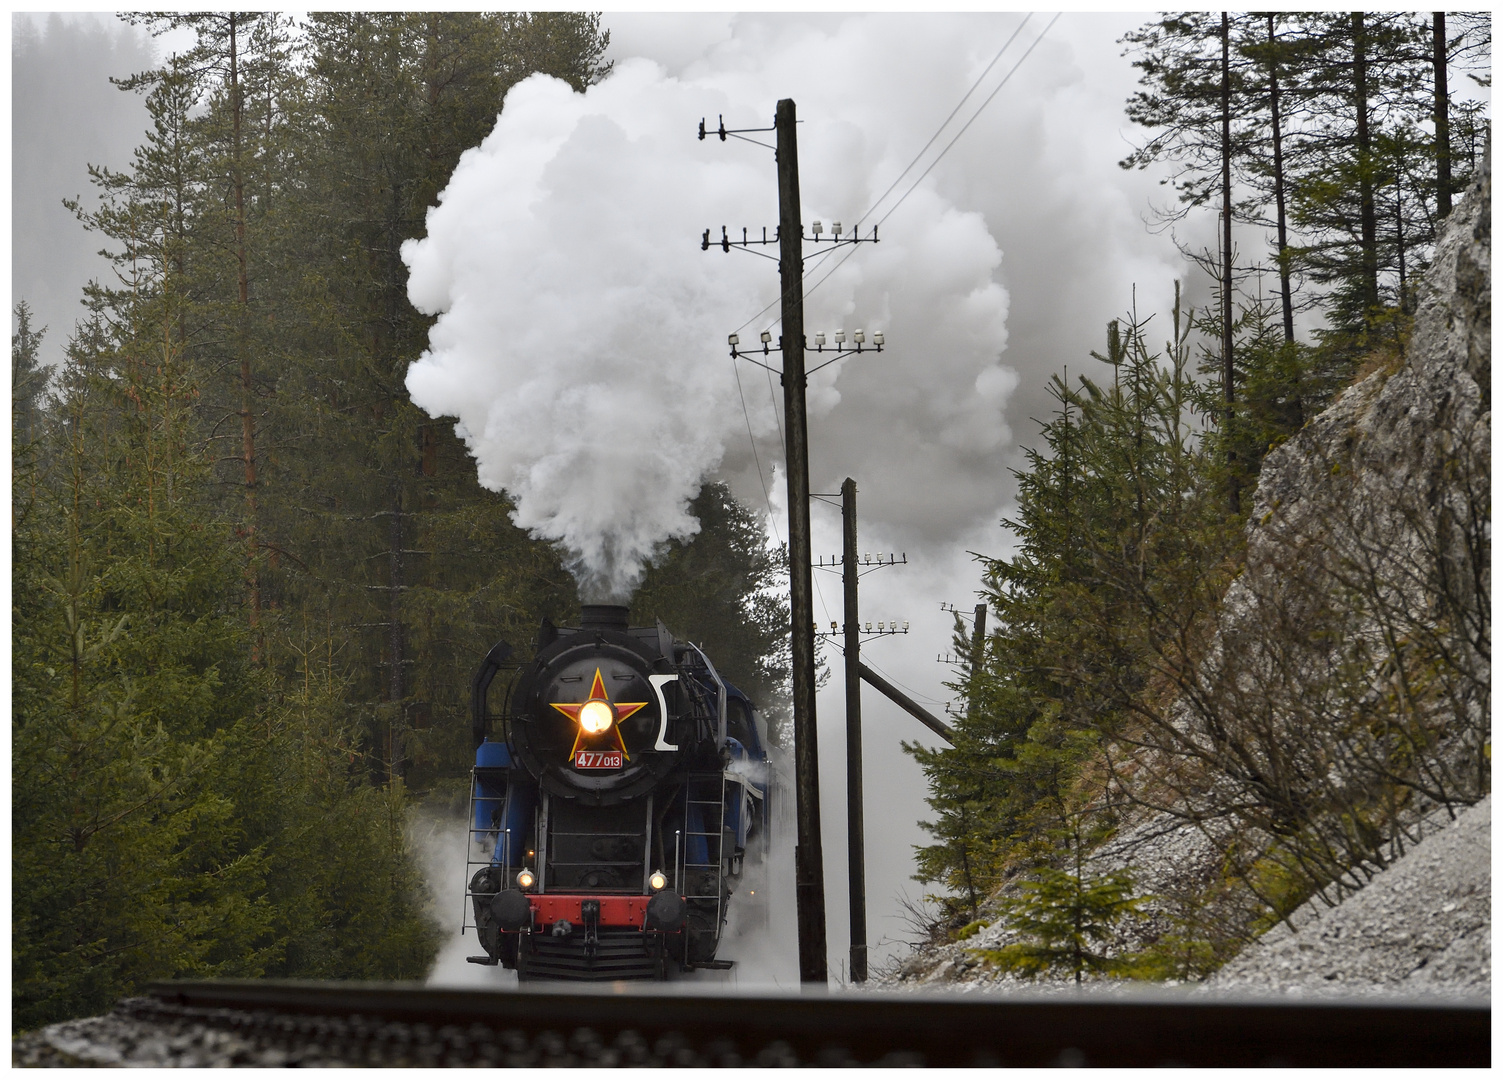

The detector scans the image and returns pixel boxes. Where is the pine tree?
[974,864,1147,984]
[1122,12,1490,419]
[1286,13,1422,342]
[1120,14,1261,510]
[12,303,50,451]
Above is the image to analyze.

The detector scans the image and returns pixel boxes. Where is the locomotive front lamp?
[649,870,668,891]
[578,699,615,735]
[516,868,536,890]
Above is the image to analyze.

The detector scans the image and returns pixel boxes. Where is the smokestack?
[579,604,630,633]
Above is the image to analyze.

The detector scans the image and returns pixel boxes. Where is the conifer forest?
[10,11,1491,1025]
[12,13,789,1029]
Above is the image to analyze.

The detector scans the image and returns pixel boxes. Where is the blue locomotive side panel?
[472,739,536,869]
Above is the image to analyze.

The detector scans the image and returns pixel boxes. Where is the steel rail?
[138,979,1489,1067]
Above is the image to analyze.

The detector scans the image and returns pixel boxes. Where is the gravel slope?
[1207,797,1490,998]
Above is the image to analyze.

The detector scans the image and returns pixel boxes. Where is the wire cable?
[724,14,1060,607]
[861,655,950,708]
[727,13,1048,337]
[730,352,783,547]
[872,12,1062,234]
[801,13,1062,303]
[853,14,1032,230]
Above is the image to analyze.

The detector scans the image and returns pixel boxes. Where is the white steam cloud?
[403,17,1018,600]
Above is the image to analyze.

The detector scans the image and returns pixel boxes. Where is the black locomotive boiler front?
[464,604,769,981]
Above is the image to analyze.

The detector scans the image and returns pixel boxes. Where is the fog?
[11,13,154,367]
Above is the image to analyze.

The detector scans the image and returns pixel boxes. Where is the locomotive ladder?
[463,767,514,939]
[679,772,729,936]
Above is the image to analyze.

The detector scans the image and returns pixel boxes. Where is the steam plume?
[404,21,1018,598]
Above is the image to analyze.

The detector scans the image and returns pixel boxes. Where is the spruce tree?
[974,864,1147,984]
[12,303,49,451]
[910,301,1237,928]
[13,270,274,1028]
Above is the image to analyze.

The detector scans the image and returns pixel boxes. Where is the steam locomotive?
[465,604,772,980]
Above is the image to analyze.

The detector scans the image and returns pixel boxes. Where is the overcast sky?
[10,11,1247,982]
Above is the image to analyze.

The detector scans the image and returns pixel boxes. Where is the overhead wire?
[861,656,951,709]
[853,14,1033,231]
[802,12,1062,302]
[725,13,1061,632]
[730,353,782,547]
[727,12,1043,338]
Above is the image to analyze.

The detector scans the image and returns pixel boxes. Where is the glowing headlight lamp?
[578,699,615,735]
[516,868,536,890]
[649,870,668,892]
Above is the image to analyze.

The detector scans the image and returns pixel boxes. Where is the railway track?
[16,980,1489,1067]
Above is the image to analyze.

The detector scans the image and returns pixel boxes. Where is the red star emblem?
[550,668,648,760]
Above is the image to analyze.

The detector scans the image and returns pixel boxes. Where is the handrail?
[685,642,728,746]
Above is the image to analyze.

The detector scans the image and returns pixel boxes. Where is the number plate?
[574,750,623,770]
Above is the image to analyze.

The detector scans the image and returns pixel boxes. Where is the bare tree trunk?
[1221,11,1238,513]
[230,15,261,652]
[1396,147,1409,312]
[1266,14,1295,344]
[1434,12,1453,218]
[1353,12,1380,318]
[388,497,406,784]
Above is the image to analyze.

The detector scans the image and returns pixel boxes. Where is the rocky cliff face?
[880,153,1490,995]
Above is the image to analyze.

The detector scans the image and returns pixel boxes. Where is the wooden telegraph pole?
[704,100,883,986]
[841,477,867,983]
[775,98,828,986]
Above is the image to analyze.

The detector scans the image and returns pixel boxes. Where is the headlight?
[649,870,667,891]
[578,699,615,734]
[517,868,536,889]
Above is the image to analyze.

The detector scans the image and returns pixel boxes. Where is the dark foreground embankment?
[12,979,1489,1067]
